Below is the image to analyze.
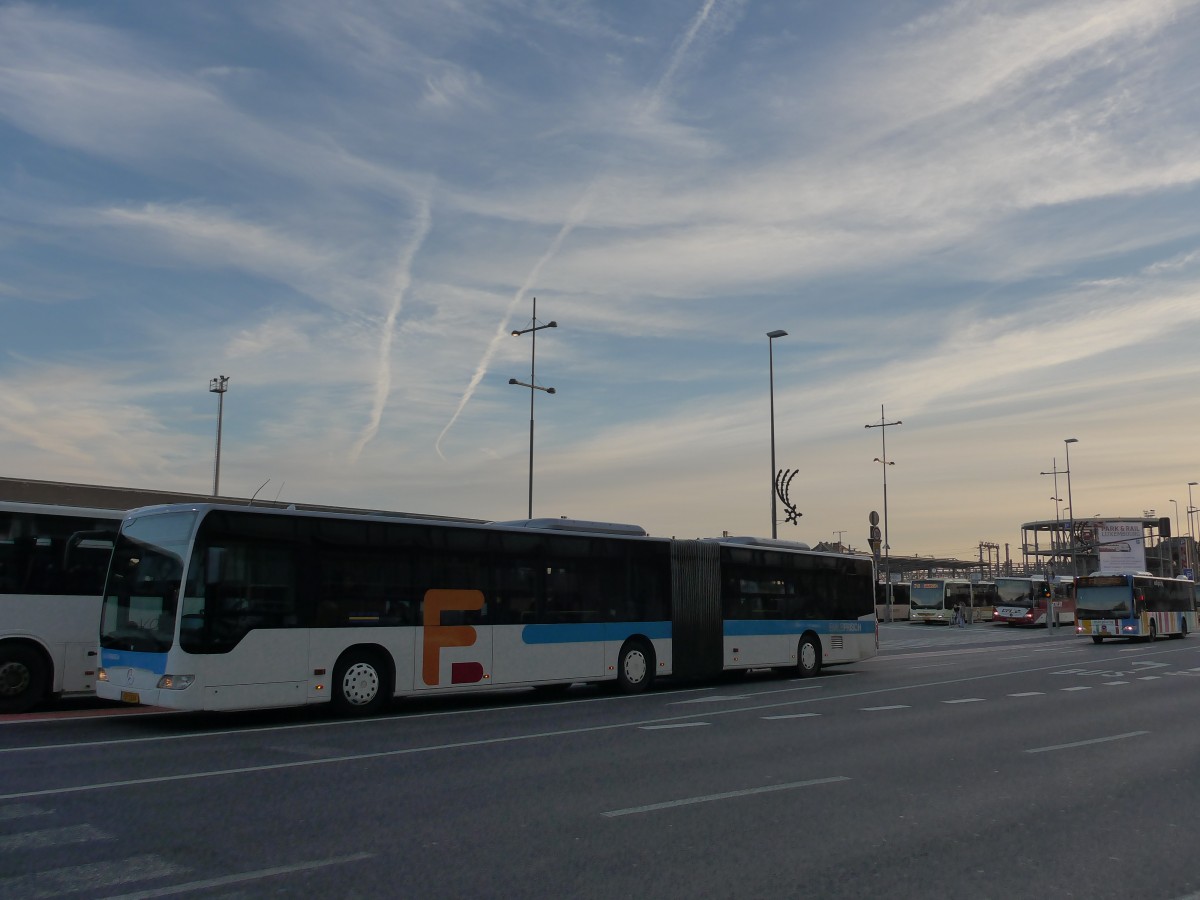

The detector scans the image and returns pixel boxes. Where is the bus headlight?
[157,674,195,690]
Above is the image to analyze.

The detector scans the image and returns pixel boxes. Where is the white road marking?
[640,723,709,730]
[0,855,184,899]
[99,853,372,900]
[602,776,850,818]
[1025,731,1149,754]
[761,713,820,720]
[1061,686,1091,691]
[862,705,910,711]
[0,825,110,851]
[942,698,985,704]
[1008,692,1043,697]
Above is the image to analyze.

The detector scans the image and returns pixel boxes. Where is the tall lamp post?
[1188,481,1198,578]
[509,297,557,519]
[1170,499,1181,576]
[866,405,902,622]
[1040,458,1065,572]
[1064,438,1079,579]
[209,375,229,497]
[766,330,788,538]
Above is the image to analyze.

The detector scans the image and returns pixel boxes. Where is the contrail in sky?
[351,195,432,462]
[435,0,729,459]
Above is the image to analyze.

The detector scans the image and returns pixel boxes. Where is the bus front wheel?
[0,644,49,714]
[797,635,822,678]
[331,649,390,716]
[616,639,655,693]
[1091,636,1104,644]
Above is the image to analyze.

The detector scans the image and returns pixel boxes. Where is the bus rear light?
[157,674,195,690]
[97,668,108,682]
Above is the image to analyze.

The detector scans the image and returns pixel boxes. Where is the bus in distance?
[992,576,1075,626]
[96,504,879,715]
[0,501,122,712]
[910,578,995,624]
[875,582,910,621]
[1075,573,1195,643]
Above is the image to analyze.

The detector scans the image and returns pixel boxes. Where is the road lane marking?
[862,705,909,711]
[1061,686,1091,691]
[640,723,709,730]
[99,853,373,900]
[0,825,110,851]
[761,713,820,720]
[1025,731,1149,754]
[1008,692,1043,697]
[0,855,184,898]
[672,696,751,704]
[942,698,984,704]
[601,776,850,818]
[1103,681,1129,685]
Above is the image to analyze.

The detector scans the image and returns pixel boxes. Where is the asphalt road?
[3,622,1199,899]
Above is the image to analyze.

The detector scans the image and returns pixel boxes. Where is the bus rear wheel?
[797,635,822,678]
[1091,635,1104,644]
[616,639,655,693]
[1145,622,1157,643]
[0,644,49,714]
[331,649,390,716]
[1170,621,1188,640]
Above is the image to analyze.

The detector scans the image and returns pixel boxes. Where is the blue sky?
[3,0,1200,561]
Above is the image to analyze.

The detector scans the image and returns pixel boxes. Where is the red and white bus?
[992,576,1075,626]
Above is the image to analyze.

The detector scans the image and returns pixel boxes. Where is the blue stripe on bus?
[100,648,168,674]
[723,620,874,637]
[520,621,673,644]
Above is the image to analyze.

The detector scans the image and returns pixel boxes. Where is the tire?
[0,644,49,714]
[1171,621,1188,640]
[1146,621,1157,643]
[797,634,822,678]
[331,649,390,716]
[616,639,655,693]
[1091,636,1104,644]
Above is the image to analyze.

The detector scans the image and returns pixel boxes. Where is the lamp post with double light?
[1064,438,1079,578]
[866,405,902,622]
[767,330,788,539]
[509,297,557,519]
[209,375,229,497]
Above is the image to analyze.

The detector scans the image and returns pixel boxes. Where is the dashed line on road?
[601,776,850,818]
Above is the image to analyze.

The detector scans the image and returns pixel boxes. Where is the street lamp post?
[1040,458,1065,573]
[509,297,557,520]
[866,405,902,622]
[1171,499,1181,576]
[209,375,229,497]
[1064,438,1079,579]
[1187,481,1198,578]
[767,330,788,539]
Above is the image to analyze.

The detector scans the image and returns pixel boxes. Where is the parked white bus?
[0,501,122,712]
[97,504,878,715]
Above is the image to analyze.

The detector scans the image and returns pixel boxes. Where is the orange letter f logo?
[422,589,484,686]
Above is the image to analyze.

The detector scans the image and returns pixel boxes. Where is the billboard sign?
[1096,521,1146,574]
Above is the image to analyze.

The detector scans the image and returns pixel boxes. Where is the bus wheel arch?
[331,645,393,716]
[0,640,51,714]
[797,632,823,678]
[1170,620,1188,639]
[615,637,655,693]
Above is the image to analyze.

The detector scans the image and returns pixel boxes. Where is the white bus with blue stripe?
[97,504,877,715]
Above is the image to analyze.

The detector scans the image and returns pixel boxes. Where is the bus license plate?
[120,691,140,704]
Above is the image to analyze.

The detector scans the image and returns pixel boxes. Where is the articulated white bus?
[0,501,122,712]
[97,504,878,715]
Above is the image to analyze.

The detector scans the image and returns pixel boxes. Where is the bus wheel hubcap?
[624,652,646,683]
[0,662,30,697]
[342,663,379,704]
[800,643,817,669]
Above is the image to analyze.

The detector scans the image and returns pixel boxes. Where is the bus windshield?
[910,583,942,609]
[994,579,1042,607]
[99,509,196,653]
[1075,584,1132,618]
